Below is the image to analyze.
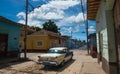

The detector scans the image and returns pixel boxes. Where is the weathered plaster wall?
[96,0,109,61]
[0,21,21,51]
[101,28,109,61]
[96,0,118,74]
[106,10,117,62]
[96,0,117,62]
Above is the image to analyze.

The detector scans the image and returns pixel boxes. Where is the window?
[59,40,61,44]
[37,41,43,46]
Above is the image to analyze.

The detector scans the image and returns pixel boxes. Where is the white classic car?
[37,47,73,66]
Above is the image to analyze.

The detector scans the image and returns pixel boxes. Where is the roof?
[21,26,36,33]
[30,29,61,37]
[49,47,67,50]
[62,36,70,39]
[0,16,23,26]
[87,0,100,20]
[30,30,67,39]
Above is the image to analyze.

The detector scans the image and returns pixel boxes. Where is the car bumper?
[38,61,59,66]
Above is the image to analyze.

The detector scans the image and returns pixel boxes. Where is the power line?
[80,0,89,54]
[24,0,42,59]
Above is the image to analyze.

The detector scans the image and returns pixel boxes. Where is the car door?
[64,49,71,62]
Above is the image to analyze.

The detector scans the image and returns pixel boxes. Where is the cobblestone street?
[0,49,106,74]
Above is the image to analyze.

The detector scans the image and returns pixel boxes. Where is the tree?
[42,20,59,33]
[31,26,41,31]
[83,40,86,43]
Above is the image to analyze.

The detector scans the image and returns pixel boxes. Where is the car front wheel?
[70,54,73,60]
[59,60,65,67]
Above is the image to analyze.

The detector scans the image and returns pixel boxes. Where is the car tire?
[60,60,65,67]
[70,54,73,60]
[70,56,73,60]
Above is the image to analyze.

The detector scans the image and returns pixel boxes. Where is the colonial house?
[26,30,67,51]
[65,36,81,49]
[87,0,120,74]
[64,36,75,49]
[0,16,21,58]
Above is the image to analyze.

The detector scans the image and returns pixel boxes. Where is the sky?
[0,0,96,41]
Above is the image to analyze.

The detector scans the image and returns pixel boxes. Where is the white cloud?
[47,1,80,10]
[18,20,25,24]
[74,25,80,32]
[17,0,80,27]
[28,19,42,27]
[65,13,86,23]
[61,27,72,35]
[56,13,86,27]
[88,26,96,32]
[43,12,64,20]
[61,25,80,35]
[16,12,25,19]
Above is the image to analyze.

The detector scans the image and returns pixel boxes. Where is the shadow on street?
[41,59,75,72]
[0,58,30,69]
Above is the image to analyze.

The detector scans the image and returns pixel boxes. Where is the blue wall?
[0,21,21,51]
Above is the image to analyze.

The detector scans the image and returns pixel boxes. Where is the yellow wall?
[19,30,67,51]
[27,35,50,50]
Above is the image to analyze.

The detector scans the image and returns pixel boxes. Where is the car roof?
[49,47,67,50]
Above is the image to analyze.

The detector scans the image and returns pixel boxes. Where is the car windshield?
[48,49,65,53]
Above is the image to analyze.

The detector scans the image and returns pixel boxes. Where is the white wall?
[96,0,109,61]
[96,0,117,62]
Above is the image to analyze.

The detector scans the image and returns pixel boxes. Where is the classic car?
[37,47,73,66]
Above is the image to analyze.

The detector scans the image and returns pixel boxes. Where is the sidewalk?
[75,49,106,74]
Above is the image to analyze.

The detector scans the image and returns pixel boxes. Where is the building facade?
[87,0,120,74]
[26,30,67,51]
[0,16,21,58]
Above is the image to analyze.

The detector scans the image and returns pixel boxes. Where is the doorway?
[0,34,8,58]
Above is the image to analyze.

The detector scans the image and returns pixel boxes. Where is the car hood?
[40,53,62,58]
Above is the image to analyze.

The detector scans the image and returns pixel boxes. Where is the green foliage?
[31,26,41,31]
[42,20,60,33]
[83,40,86,43]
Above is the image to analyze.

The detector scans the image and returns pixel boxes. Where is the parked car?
[37,47,73,66]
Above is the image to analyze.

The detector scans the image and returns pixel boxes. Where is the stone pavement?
[0,49,106,74]
[71,49,106,74]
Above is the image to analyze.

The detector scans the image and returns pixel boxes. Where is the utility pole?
[24,0,28,59]
[86,20,89,54]
[80,0,89,54]
[86,0,89,54]
[71,31,72,49]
